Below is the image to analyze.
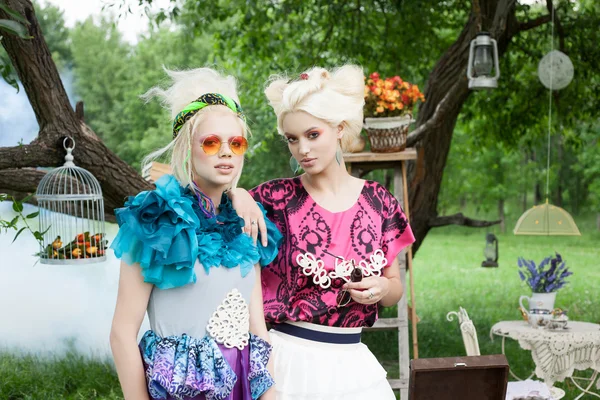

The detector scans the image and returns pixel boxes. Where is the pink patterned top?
[250,177,415,328]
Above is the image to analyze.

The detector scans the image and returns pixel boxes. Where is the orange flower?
[364,71,425,118]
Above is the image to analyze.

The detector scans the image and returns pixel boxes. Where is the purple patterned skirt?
[139,330,273,400]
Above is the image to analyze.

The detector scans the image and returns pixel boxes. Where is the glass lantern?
[482,233,498,268]
[467,32,500,90]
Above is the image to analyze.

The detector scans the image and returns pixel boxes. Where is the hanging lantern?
[466,32,500,90]
[481,233,499,268]
[538,50,574,91]
[513,200,580,236]
[35,137,107,264]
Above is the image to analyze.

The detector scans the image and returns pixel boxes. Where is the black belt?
[272,323,362,344]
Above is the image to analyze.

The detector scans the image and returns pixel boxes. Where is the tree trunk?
[0,0,152,221]
[407,0,527,252]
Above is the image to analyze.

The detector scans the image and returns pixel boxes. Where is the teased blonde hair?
[264,65,364,151]
[141,67,249,189]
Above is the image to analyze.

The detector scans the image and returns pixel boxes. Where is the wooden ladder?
[345,149,419,400]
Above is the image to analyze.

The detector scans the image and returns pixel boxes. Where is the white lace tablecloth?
[491,320,600,387]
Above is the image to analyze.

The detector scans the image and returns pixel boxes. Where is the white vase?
[519,292,557,312]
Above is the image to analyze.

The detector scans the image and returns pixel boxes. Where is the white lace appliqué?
[206,289,250,350]
[296,249,388,289]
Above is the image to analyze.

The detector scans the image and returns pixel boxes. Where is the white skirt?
[270,322,396,400]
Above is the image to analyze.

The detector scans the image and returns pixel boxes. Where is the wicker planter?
[364,115,414,153]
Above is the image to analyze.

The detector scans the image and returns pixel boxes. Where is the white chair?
[446,307,480,356]
[446,307,564,400]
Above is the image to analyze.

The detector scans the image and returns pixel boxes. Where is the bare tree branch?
[0,139,62,170]
[0,168,45,193]
[406,79,467,147]
[429,213,502,228]
[518,14,551,32]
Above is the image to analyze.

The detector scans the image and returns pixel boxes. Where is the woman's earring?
[335,145,343,166]
[289,156,300,174]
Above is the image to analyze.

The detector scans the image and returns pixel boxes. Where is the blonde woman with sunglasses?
[229,65,415,400]
[109,67,281,400]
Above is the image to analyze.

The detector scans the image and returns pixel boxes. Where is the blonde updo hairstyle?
[264,65,364,152]
[141,67,250,190]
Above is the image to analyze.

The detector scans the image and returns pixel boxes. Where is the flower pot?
[519,292,557,313]
[363,115,415,153]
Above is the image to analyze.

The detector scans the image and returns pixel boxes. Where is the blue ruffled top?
[111,174,282,290]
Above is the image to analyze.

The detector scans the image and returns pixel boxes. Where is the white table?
[491,320,600,400]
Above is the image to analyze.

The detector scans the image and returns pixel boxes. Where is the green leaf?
[12,226,27,243]
[41,226,51,235]
[9,216,19,227]
[0,4,29,25]
[26,211,39,219]
[0,60,19,92]
[0,19,30,39]
[21,193,34,203]
[12,200,23,213]
[33,231,44,241]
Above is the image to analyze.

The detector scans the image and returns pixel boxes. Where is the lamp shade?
[513,201,581,236]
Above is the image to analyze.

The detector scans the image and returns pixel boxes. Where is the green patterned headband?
[172,93,246,139]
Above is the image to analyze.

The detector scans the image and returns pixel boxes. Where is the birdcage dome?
[35,138,107,264]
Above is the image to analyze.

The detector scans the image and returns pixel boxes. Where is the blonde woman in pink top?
[231,65,415,400]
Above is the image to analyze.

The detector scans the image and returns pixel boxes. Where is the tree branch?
[429,213,501,228]
[0,168,45,193]
[0,138,63,170]
[518,14,551,32]
[406,79,466,147]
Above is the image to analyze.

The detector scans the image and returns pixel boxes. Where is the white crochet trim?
[206,289,250,350]
[296,249,388,289]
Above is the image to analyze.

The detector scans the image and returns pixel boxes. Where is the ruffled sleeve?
[256,202,283,267]
[111,175,200,289]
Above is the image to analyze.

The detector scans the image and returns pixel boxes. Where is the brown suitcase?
[409,354,509,400]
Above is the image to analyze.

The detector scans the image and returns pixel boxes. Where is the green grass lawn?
[1,214,598,399]
[364,213,600,400]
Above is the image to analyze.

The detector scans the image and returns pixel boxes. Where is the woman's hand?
[344,276,390,305]
[259,388,277,400]
[344,258,404,307]
[227,188,267,246]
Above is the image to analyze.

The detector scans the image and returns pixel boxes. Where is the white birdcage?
[35,137,107,264]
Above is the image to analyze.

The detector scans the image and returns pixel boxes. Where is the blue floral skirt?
[139,330,273,400]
